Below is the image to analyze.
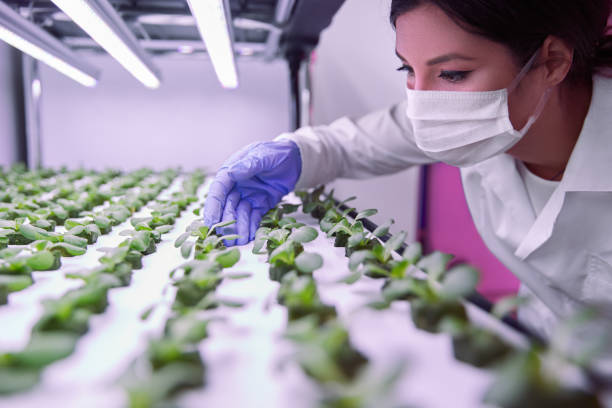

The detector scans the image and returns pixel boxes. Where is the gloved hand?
[203,139,302,246]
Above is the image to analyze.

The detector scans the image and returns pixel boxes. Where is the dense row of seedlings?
[0,169,158,305]
[295,186,603,408]
[121,212,244,407]
[0,170,207,395]
[253,205,382,407]
[0,165,89,206]
[0,165,124,232]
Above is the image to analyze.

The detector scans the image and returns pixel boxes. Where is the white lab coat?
[278,75,612,341]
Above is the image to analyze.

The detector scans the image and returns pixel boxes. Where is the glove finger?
[220,189,241,247]
[239,185,284,212]
[264,187,287,210]
[249,208,265,242]
[235,199,252,246]
[241,188,271,211]
[202,171,234,227]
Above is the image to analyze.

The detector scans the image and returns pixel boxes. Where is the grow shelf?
[0,170,602,408]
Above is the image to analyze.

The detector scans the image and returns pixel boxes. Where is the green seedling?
[0,332,79,369]
[163,313,210,344]
[67,224,101,244]
[260,202,302,229]
[175,220,238,260]
[439,316,513,368]
[286,316,368,385]
[172,261,224,309]
[296,186,342,220]
[277,272,337,324]
[268,241,305,282]
[0,257,32,276]
[377,262,478,333]
[406,263,479,333]
[125,360,205,408]
[26,250,61,271]
[483,349,601,408]
[346,231,408,279]
[0,366,40,394]
[120,230,157,256]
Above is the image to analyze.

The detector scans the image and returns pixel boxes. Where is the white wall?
[310,0,421,241]
[0,43,22,167]
[39,56,290,172]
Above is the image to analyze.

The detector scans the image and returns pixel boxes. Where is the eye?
[439,70,472,83]
[396,64,414,75]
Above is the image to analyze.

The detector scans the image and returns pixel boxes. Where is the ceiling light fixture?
[186,0,239,89]
[0,2,99,87]
[50,0,162,89]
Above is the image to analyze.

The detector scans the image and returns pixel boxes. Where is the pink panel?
[424,163,520,301]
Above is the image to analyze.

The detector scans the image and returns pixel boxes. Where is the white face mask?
[405,51,552,167]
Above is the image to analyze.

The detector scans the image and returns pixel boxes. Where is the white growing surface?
[0,186,527,408]
[0,175,200,407]
[289,210,499,408]
[0,174,179,352]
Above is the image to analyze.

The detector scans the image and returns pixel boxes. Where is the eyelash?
[396,64,413,74]
[440,70,472,82]
[396,65,473,83]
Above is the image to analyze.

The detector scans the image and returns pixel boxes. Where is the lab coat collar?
[514,75,612,260]
[559,75,612,193]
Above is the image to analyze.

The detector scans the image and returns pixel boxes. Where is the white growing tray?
[0,181,527,408]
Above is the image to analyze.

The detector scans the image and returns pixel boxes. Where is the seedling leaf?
[402,242,423,264]
[181,241,194,259]
[215,248,241,268]
[337,270,362,285]
[492,295,529,319]
[355,208,378,221]
[26,251,57,271]
[289,226,318,244]
[417,251,453,282]
[174,232,190,248]
[372,218,394,237]
[439,265,480,300]
[295,252,323,274]
[348,250,375,271]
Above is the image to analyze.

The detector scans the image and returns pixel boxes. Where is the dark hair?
[390,0,612,82]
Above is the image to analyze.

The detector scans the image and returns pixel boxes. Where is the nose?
[406,73,433,91]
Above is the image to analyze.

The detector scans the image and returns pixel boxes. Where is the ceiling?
[2,0,345,60]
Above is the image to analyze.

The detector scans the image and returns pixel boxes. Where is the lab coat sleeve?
[276,100,436,190]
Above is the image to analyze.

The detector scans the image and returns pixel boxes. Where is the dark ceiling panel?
[281,0,345,53]
[1,0,346,59]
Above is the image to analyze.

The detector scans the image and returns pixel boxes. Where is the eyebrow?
[395,50,476,66]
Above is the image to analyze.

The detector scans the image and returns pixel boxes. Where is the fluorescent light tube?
[50,0,162,89]
[0,2,99,87]
[187,0,239,89]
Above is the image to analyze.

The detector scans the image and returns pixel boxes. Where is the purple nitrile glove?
[203,139,302,246]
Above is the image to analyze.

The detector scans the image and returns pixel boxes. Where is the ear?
[538,35,574,86]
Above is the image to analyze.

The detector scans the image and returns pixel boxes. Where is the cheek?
[507,93,527,130]
[507,82,541,130]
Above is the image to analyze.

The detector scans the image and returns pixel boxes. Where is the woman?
[203,0,612,339]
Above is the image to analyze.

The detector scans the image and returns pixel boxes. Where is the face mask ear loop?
[519,87,552,134]
[507,49,542,94]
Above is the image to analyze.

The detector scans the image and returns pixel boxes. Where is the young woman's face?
[395,4,546,130]
[395,5,520,91]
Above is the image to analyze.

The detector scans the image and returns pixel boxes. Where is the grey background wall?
[0,42,23,167]
[311,0,420,242]
[38,57,290,172]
